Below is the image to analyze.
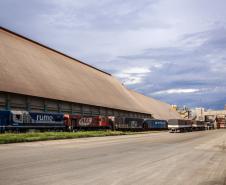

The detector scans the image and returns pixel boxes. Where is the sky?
[0,0,226,109]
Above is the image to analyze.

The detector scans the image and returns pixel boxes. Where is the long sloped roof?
[0,27,181,119]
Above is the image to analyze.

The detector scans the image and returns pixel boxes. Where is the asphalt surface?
[1,130,226,185]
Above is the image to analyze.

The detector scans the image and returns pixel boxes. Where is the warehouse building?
[0,27,180,120]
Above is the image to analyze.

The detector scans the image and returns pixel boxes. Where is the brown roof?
[0,27,181,119]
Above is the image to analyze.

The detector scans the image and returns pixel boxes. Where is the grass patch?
[0,130,159,144]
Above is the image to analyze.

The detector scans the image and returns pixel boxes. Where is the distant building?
[194,107,226,129]
[171,105,192,119]
[195,107,205,121]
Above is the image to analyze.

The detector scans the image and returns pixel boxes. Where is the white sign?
[79,118,92,126]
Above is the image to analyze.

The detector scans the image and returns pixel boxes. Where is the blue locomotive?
[0,110,64,132]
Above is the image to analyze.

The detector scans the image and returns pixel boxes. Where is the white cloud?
[124,76,143,85]
[114,72,143,85]
[114,67,151,85]
[123,67,151,74]
[153,88,200,95]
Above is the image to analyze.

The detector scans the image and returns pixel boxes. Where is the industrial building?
[0,27,180,120]
[195,107,226,128]
[171,105,191,119]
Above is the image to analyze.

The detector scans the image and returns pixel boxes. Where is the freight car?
[168,119,192,133]
[216,117,226,129]
[76,116,113,130]
[143,119,168,130]
[192,120,205,131]
[0,110,64,132]
[112,117,168,130]
[64,114,115,131]
[113,117,145,130]
[64,115,142,131]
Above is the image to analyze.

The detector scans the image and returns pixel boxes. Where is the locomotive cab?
[0,111,11,133]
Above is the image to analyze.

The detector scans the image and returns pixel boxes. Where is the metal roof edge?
[0,26,111,76]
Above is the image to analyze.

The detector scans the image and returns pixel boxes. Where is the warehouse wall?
[0,27,181,119]
[0,92,151,118]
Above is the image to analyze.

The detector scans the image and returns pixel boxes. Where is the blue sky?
[1,0,226,109]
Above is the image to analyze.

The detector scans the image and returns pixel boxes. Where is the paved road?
[1,130,226,185]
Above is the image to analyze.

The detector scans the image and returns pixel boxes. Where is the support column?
[26,96,30,111]
[57,101,61,113]
[44,99,48,112]
[5,93,10,110]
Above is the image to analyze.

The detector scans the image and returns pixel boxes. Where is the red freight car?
[216,117,226,129]
[77,116,111,128]
[64,115,113,131]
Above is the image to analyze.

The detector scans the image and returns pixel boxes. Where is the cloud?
[123,67,151,74]
[153,88,200,95]
[113,27,226,108]
[114,67,151,85]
